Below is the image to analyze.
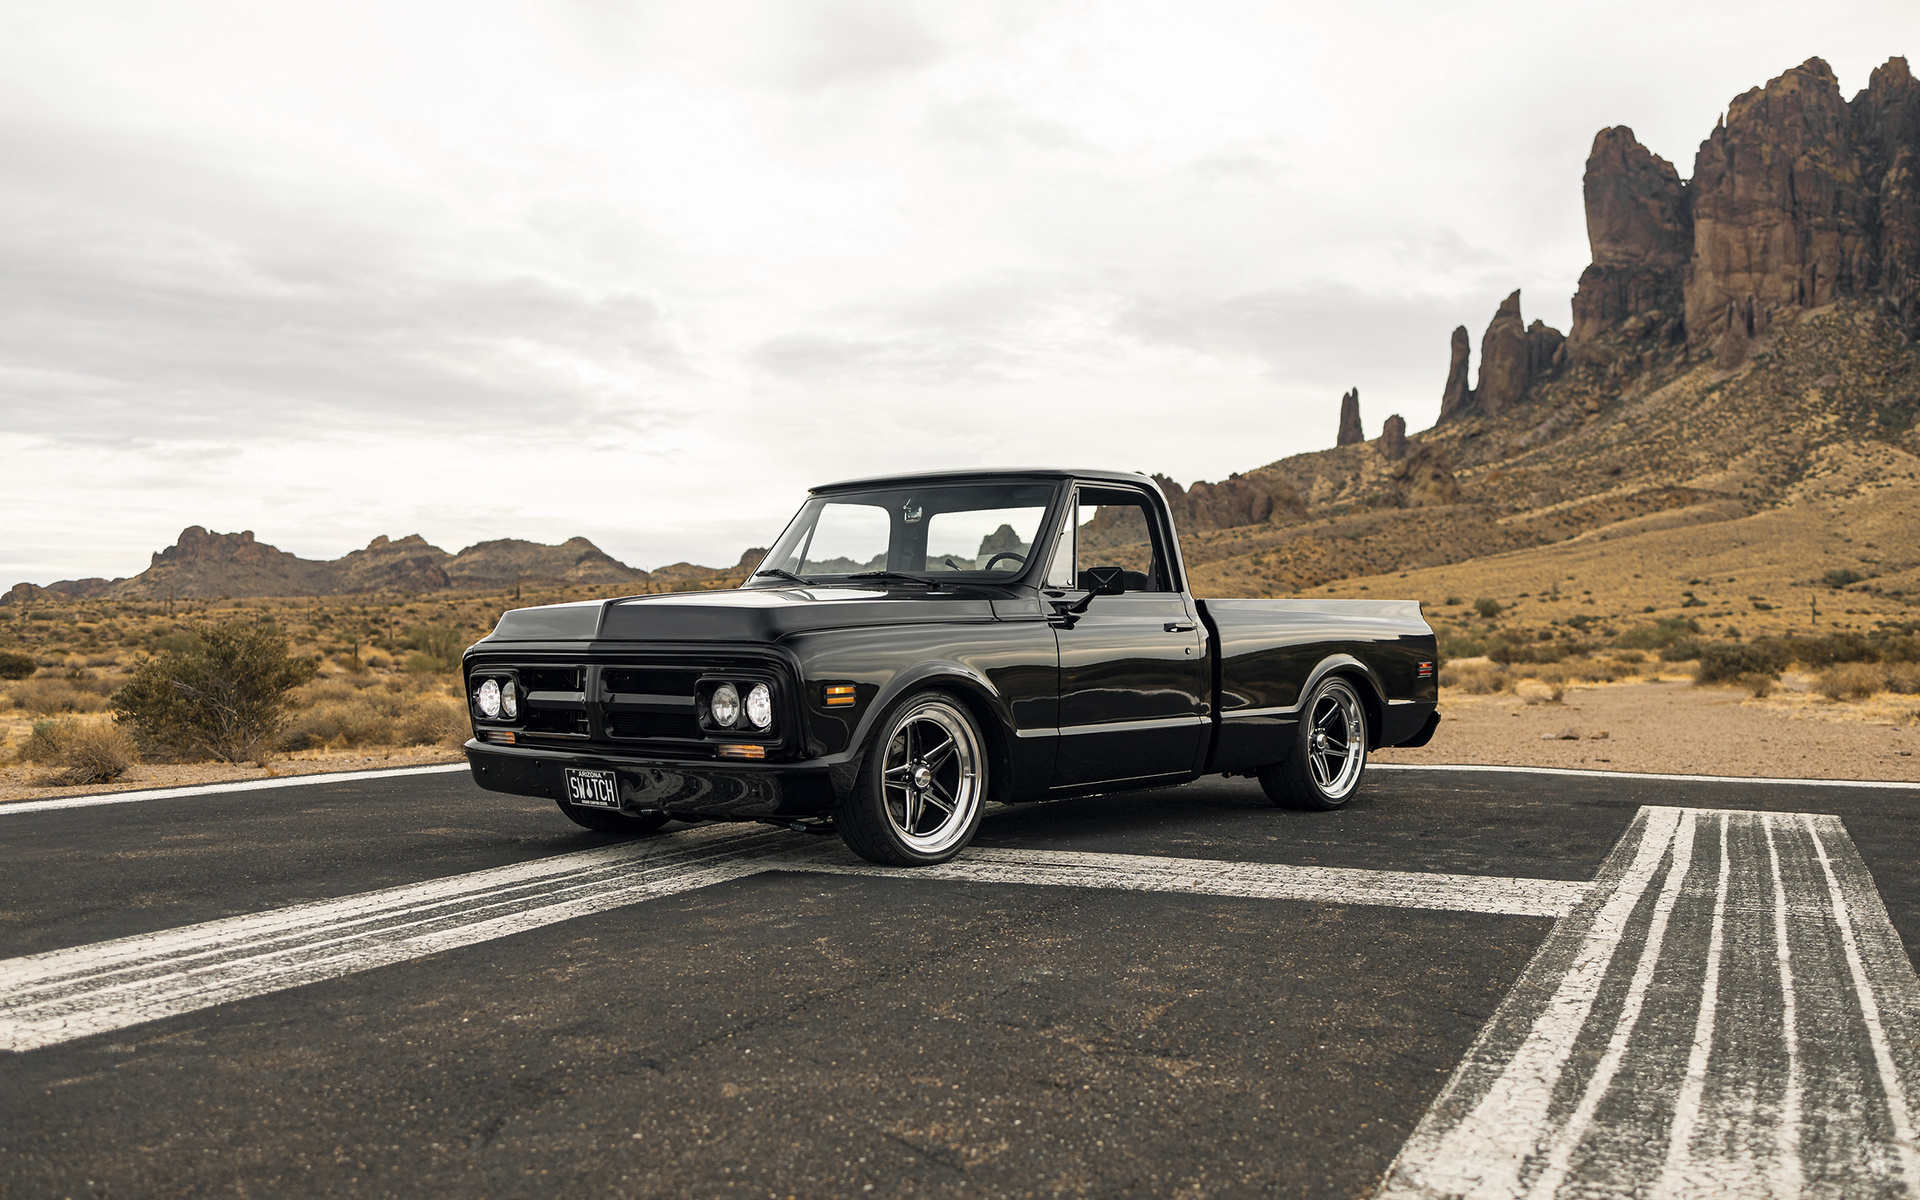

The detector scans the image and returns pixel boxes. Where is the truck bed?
[1197,597,1437,770]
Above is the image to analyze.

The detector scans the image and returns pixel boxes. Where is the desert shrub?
[1659,639,1703,662]
[114,620,317,763]
[1886,662,1920,695]
[1824,568,1865,589]
[1818,662,1885,701]
[1613,650,1646,664]
[397,695,467,746]
[401,623,467,674]
[4,677,110,714]
[1615,617,1699,651]
[1786,632,1879,668]
[1696,642,1788,685]
[0,650,34,679]
[17,719,70,763]
[15,718,137,784]
[278,691,401,750]
[278,687,466,749]
[1473,598,1503,618]
[1491,641,1567,666]
[1738,673,1776,698]
[1438,631,1502,660]
[1441,662,1507,694]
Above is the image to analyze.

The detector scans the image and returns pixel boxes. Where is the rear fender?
[1299,654,1388,751]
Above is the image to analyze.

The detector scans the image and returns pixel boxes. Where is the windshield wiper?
[752,568,816,586]
[845,570,940,587]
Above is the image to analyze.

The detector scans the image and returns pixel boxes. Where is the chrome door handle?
[1164,621,1197,633]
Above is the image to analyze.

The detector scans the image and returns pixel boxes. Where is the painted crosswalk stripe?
[1377,807,1920,1199]
[0,832,1587,1054]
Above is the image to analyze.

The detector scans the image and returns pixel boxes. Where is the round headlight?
[745,683,773,730]
[475,678,501,719]
[500,680,518,719]
[710,683,740,728]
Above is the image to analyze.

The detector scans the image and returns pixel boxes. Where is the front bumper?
[465,741,838,819]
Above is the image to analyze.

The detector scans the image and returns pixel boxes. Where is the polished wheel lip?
[878,699,982,855]
[1306,681,1366,800]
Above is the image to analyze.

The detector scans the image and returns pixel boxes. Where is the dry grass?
[16,717,137,785]
[1818,661,1920,701]
[278,676,467,752]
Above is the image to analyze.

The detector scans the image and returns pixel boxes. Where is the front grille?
[519,666,583,692]
[471,655,782,756]
[607,711,700,740]
[525,708,589,737]
[603,668,702,697]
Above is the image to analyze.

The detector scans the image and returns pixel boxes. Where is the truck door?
[1048,485,1210,789]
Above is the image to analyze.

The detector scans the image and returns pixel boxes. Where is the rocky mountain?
[1148,56,1920,597]
[3,529,762,604]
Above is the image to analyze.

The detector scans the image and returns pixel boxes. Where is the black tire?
[837,691,987,866]
[1258,675,1369,811]
[555,798,671,836]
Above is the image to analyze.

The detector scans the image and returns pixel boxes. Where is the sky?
[1,1,1912,584]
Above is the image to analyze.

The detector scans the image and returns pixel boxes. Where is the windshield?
[752,483,1057,584]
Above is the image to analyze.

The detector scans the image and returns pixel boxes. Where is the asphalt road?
[1,765,1917,1198]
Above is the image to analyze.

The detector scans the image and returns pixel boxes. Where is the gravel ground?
[1376,675,1920,781]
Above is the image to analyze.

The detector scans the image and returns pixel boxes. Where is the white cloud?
[1,0,1913,583]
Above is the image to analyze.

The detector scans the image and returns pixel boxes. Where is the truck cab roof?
[811,467,1162,494]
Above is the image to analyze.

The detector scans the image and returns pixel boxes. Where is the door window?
[1071,488,1173,592]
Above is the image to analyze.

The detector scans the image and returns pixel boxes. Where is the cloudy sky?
[2,1,1910,584]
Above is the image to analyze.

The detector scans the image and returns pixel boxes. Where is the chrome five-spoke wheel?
[1259,675,1369,810]
[839,693,986,865]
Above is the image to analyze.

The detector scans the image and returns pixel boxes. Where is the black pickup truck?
[463,469,1438,865]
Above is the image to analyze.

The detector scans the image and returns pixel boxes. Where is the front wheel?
[1258,676,1369,811]
[555,798,671,836]
[837,692,987,866]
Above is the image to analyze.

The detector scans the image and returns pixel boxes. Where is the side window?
[1072,488,1172,593]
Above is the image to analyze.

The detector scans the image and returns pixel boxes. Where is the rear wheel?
[1258,675,1369,811]
[837,692,986,866]
[555,798,671,835]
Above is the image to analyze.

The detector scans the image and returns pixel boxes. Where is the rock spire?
[1336,388,1363,446]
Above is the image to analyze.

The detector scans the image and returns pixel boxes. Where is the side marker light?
[824,684,858,707]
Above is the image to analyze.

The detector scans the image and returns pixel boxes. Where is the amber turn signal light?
[823,684,857,707]
[718,744,767,759]
[486,730,516,745]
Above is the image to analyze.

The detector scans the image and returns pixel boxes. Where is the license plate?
[564,768,620,809]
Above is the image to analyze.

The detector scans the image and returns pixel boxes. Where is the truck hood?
[483,585,1001,644]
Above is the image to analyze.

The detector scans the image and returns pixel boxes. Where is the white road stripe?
[1761,814,1803,1200]
[1372,763,1920,790]
[0,763,469,816]
[1377,807,1920,1200]
[1652,813,1732,1199]
[796,846,1589,919]
[0,833,1589,1053]
[1806,814,1920,1193]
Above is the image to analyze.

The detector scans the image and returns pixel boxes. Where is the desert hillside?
[1145,56,1919,629]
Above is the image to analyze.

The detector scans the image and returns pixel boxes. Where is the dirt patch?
[1376,677,1920,782]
